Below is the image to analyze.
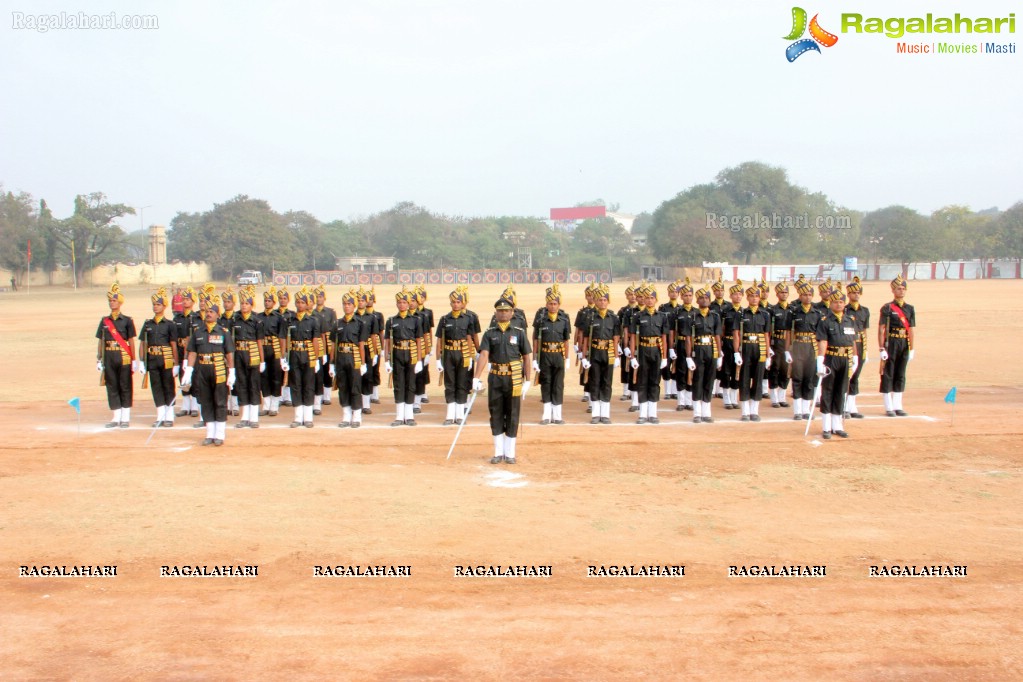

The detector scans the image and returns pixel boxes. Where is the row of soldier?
[96,273,915,448]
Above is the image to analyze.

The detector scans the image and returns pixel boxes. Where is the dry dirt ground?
[1,279,1021,680]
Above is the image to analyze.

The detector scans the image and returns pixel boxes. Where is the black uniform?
[385,312,423,405]
[767,301,794,394]
[845,302,870,398]
[479,322,532,438]
[282,312,321,408]
[790,304,823,402]
[671,304,697,398]
[187,322,235,423]
[332,313,369,410]
[534,311,572,406]
[173,310,202,406]
[879,300,915,394]
[658,300,682,389]
[231,312,265,407]
[313,305,337,398]
[575,305,596,390]
[617,303,639,389]
[736,305,772,403]
[685,309,722,403]
[256,308,283,400]
[632,307,670,404]
[718,302,741,393]
[584,310,621,403]
[357,308,381,398]
[816,310,857,417]
[414,306,435,395]
[436,311,476,406]
[97,313,137,411]
[139,315,178,409]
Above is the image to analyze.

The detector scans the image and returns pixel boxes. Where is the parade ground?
[1,279,1021,680]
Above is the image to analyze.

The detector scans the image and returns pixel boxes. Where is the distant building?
[148,225,167,265]
[335,256,396,272]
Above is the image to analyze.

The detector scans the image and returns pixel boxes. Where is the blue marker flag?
[944,387,957,404]
[68,397,81,414]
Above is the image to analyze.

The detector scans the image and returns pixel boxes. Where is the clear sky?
[2,0,1019,231]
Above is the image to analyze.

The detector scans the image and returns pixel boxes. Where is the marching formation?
[95,273,917,452]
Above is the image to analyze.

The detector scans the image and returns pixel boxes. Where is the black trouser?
[790,341,817,400]
[393,350,415,404]
[195,363,227,422]
[103,355,133,409]
[672,341,690,394]
[767,336,790,390]
[334,354,362,408]
[635,344,662,403]
[236,358,261,406]
[415,362,430,395]
[880,337,909,393]
[488,372,521,437]
[361,347,375,396]
[821,353,851,416]
[148,366,176,407]
[719,337,739,390]
[289,353,316,407]
[442,348,470,404]
[738,342,766,402]
[691,345,716,402]
[619,343,631,388]
[585,355,614,402]
[848,339,865,396]
[260,342,281,398]
[177,340,192,396]
[539,352,565,405]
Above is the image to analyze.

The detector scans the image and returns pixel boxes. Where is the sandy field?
[1,278,1021,680]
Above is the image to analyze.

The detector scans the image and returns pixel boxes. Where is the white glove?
[716,356,723,370]
[686,357,696,372]
[766,357,771,370]
[384,361,392,374]
[96,360,104,372]
[733,352,743,367]
[280,359,290,372]
[630,358,639,370]
[669,348,677,360]
[784,351,793,364]
[328,364,336,378]
[472,377,483,392]
[485,362,491,373]
[136,360,146,374]
[373,354,379,366]
[423,353,432,365]
[612,355,618,367]
[908,350,915,362]
[259,362,266,373]
[360,364,368,376]
[624,346,632,358]
[768,348,775,358]
[879,348,889,361]
[573,344,580,354]
[414,360,423,373]
[182,360,189,371]
[816,356,826,376]
[659,358,668,369]
[532,360,540,373]
[182,367,194,385]
[521,380,531,397]
[576,352,583,362]
[227,368,236,389]
[323,355,329,365]
[315,359,321,372]
[850,356,859,374]
[172,365,180,378]
[436,360,444,373]
[582,358,591,370]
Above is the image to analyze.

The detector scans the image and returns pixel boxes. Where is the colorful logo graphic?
[784,7,838,61]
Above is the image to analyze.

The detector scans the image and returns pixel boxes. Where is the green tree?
[648,183,738,265]
[0,189,36,273]
[715,162,805,264]
[44,193,134,286]
[992,202,1023,257]
[860,206,936,272]
[930,205,995,259]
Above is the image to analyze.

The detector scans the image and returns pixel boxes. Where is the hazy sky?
[2,0,1019,231]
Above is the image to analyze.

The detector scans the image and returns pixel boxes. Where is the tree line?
[3,161,1021,282]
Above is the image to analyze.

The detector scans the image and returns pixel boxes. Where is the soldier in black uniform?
[275,287,296,407]
[630,285,670,424]
[365,289,386,406]
[139,287,179,427]
[574,284,596,408]
[312,285,337,415]
[181,293,235,446]
[758,280,772,399]
[385,287,425,426]
[410,286,435,414]
[879,274,916,417]
[96,283,138,428]
[231,286,265,428]
[173,286,202,418]
[709,277,727,399]
[330,289,369,428]
[473,295,532,464]
[843,276,869,419]
[767,280,794,409]
[718,280,744,410]
[533,283,572,425]
[815,284,859,439]
[734,281,773,422]
[684,285,723,423]
[789,275,822,420]
[219,287,240,416]
[257,286,283,417]
[669,278,697,411]
[659,280,682,400]
[280,286,322,428]
[616,284,638,403]
[582,283,622,425]
[436,287,478,425]
[356,289,378,414]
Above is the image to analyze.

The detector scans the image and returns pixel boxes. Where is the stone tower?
[148,225,167,265]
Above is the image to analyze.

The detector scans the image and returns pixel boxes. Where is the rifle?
[387,321,394,389]
[879,313,888,377]
[98,338,106,386]
[331,323,339,390]
[282,326,292,387]
[735,316,745,382]
[583,321,598,385]
[437,327,445,387]
[140,327,149,389]
[687,319,695,385]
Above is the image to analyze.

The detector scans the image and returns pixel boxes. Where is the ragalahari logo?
[784,7,839,61]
